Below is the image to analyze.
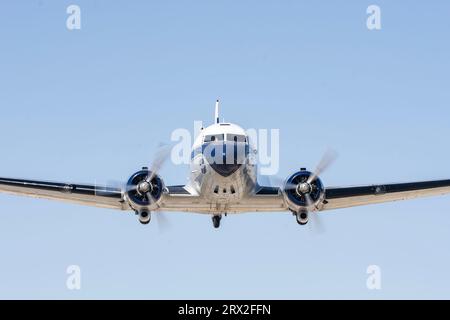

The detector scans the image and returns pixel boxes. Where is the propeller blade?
[308,149,338,184]
[305,193,315,211]
[310,212,325,234]
[94,179,126,196]
[285,182,298,191]
[145,192,171,232]
[305,193,325,234]
[267,175,298,191]
[147,143,172,182]
[155,211,171,233]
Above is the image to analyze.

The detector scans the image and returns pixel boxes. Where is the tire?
[212,216,221,228]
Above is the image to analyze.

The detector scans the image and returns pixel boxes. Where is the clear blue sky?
[0,0,450,299]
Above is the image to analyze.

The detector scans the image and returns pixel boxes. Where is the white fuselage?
[188,123,258,213]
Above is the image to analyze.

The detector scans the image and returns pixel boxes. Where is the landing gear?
[212,215,222,229]
[296,211,309,225]
[137,210,151,225]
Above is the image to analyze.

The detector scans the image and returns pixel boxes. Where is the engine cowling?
[125,170,164,211]
[283,170,325,213]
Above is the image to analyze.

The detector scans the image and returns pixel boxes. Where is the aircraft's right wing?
[160,180,450,214]
[322,179,450,211]
[0,176,128,210]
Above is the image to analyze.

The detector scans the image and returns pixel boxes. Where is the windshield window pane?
[204,134,224,142]
[227,134,247,143]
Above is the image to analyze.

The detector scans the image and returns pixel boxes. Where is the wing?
[322,179,450,211]
[0,177,128,210]
[0,178,213,213]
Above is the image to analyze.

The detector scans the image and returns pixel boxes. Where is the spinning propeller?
[126,144,172,230]
[274,148,338,233]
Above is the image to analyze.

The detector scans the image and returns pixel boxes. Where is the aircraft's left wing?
[0,177,128,210]
[322,179,450,211]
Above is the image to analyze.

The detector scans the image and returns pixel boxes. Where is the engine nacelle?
[283,170,325,213]
[125,170,165,212]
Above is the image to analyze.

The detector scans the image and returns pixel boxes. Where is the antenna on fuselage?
[215,100,220,124]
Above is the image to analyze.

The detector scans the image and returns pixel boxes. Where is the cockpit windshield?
[226,134,247,143]
[197,133,249,163]
[204,134,224,143]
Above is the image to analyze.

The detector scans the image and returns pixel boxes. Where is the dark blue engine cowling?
[284,170,325,208]
[126,170,164,209]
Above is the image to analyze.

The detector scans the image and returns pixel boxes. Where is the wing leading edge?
[0,177,127,210]
[322,179,450,211]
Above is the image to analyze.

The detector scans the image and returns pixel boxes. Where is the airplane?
[1,100,450,229]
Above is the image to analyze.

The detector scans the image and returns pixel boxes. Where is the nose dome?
[204,141,246,177]
[210,163,242,177]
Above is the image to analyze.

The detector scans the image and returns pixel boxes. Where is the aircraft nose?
[210,163,242,177]
[203,142,247,177]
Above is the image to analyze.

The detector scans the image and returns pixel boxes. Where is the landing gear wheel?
[296,211,308,225]
[212,215,222,229]
[138,210,151,225]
